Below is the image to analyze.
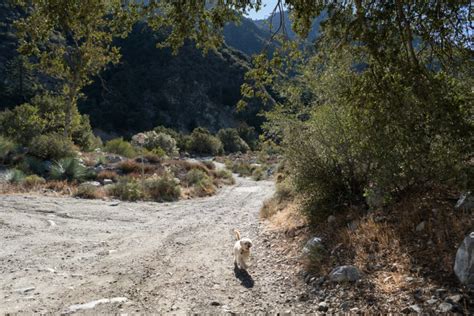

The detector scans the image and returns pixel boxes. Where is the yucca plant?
[50,157,86,182]
[5,168,26,184]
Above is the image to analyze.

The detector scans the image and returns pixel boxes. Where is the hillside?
[80,23,264,138]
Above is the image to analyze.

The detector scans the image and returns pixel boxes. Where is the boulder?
[303,237,324,255]
[103,179,113,185]
[82,181,101,187]
[329,265,361,282]
[454,232,474,285]
[105,155,124,164]
[455,192,474,210]
[438,302,453,313]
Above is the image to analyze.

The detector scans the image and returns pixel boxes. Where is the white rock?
[329,265,361,282]
[415,221,426,232]
[65,297,128,313]
[438,302,452,313]
[455,192,474,210]
[454,232,474,285]
[303,237,323,254]
[103,179,113,185]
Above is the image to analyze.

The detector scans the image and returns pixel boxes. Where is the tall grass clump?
[50,157,86,181]
[108,177,144,201]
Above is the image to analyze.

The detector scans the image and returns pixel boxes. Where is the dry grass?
[118,160,157,174]
[96,170,119,182]
[74,184,106,199]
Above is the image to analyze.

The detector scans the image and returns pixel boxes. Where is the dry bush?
[118,160,156,174]
[22,175,46,189]
[202,160,215,170]
[74,184,104,199]
[96,170,119,182]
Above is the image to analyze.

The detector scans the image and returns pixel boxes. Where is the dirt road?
[0,176,315,314]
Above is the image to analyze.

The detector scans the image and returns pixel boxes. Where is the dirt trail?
[0,176,315,314]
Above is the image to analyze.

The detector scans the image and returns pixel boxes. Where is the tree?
[14,0,135,138]
[3,55,39,104]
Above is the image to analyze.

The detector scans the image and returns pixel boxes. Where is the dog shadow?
[233,263,254,288]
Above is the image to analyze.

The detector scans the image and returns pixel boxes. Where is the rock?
[135,157,148,163]
[327,215,336,224]
[318,302,328,312]
[409,304,422,313]
[446,294,462,304]
[329,265,361,282]
[340,301,351,311]
[103,179,113,185]
[435,288,447,297]
[82,181,101,187]
[14,287,35,294]
[65,297,128,313]
[415,221,426,232]
[454,232,474,285]
[299,293,310,302]
[438,302,453,313]
[302,237,324,255]
[455,192,474,210]
[427,298,437,305]
[210,301,220,306]
[347,220,359,231]
[313,277,325,287]
[106,155,124,163]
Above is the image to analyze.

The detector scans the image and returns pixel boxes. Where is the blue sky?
[245,0,279,20]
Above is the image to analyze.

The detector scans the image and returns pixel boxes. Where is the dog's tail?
[234,229,241,241]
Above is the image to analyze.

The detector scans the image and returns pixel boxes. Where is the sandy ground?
[0,176,316,314]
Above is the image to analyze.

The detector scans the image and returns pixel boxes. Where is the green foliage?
[145,176,181,202]
[5,168,25,184]
[0,103,44,144]
[185,169,215,197]
[23,174,46,188]
[217,128,250,153]
[134,131,178,157]
[0,136,16,163]
[251,166,267,181]
[104,138,136,158]
[215,168,235,185]
[23,156,49,176]
[237,124,258,150]
[187,127,223,156]
[50,157,86,182]
[29,133,76,161]
[108,178,144,201]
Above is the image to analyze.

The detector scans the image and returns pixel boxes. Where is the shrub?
[23,156,49,176]
[5,169,25,184]
[0,104,45,144]
[104,138,136,158]
[133,131,178,157]
[185,169,215,196]
[118,160,141,174]
[251,166,266,181]
[50,157,86,182]
[23,174,46,188]
[29,133,76,161]
[75,184,101,199]
[108,178,144,201]
[237,124,258,150]
[230,161,254,176]
[215,169,235,185]
[145,176,181,202]
[153,125,187,152]
[96,170,119,183]
[202,160,215,170]
[187,127,223,156]
[0,136,16,163]
[217,128,250,153]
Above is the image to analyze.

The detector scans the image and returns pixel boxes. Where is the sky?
[245,0,279,20]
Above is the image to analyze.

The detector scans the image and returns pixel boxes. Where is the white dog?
[233,229,252,270]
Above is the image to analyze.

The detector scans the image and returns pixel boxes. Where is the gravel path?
[0,176,315,314]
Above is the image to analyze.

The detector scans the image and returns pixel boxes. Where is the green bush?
[251,166,266,181]
[23,156,49,176]
[217,128,250,153]
[5,168,25,184]
[145,176,181,202]
[187,127,223,156]
[133,131,178,157]
[215,169,235,185]
[237,124,258,150]
[29,133,76,161]
[153,125,189,153]
[50,157,86,181]
[108,178,144,201]
[230,161,254,176]
[185,169,215,196]
[23,174,46,188]
[104,138,136,158]
[0,136,16,163]
[0,104,44,144]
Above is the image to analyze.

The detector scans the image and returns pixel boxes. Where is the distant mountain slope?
[80,24,264,137]
[223,16,271,56]
[254,10,326,41]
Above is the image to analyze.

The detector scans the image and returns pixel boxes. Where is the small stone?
[340,301,350,310]
[302,237,324,255]
[427,298,438,305]
[446,294,462,304]
[435,288,447,297]
[438,302,453,313]
[409,304,422,313]
[299,293,310,302]
[318,302,328,312]
[327,215,336,223]
[103,179,113,185]
[416,221,426,232]
[329,265,361,282]
[210,301,220,306]
[14,287,35,294]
